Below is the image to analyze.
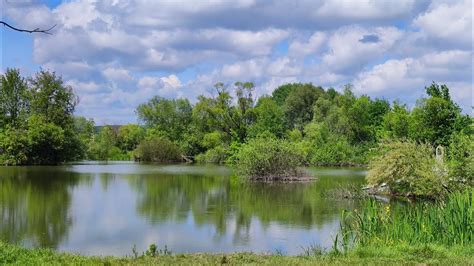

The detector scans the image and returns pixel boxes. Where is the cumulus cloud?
[2,0,471,123]
[353,50,473,110]
[414,0,472,48]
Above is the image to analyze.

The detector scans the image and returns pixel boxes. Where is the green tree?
[283,83,323,130]
[26,115,66,165]
[379,101,410,139]
[248,96,285,138]
[117,124,145,152]
[0,68,29,127]
[29,71,77,127]
[137,97,192,142]
[409,83,464,146]
[74,117,95,159]
[89,126,118,160]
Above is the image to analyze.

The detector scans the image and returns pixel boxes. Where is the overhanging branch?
[1,21,56,34]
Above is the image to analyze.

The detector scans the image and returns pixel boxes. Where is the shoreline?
[1,241,472,265]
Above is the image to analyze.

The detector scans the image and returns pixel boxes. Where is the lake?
[0,162,366,256]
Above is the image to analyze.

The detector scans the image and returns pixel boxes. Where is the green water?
[0,162,366,256]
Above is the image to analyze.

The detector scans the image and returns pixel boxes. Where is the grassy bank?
[1,241,473,265]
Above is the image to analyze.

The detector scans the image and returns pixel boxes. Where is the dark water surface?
[0,162,366,256]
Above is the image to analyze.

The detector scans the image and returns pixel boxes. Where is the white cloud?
[315,0,418,19]
[414,0,472,47]
[288,32,327,58]
[102,68,133,82]
[3,0,472,123]
[322,26,403,74]
[353,50,473,111]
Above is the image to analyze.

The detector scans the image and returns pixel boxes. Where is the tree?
[0,68,29,127]
[283,83,323,130]
[272,83,296,106]
[379,101,410,139]
[409,83,464,146]
[26,115,66,165]
[29,70,78,127]
[89,126,117,160]
[117,124,145,152]
[248,96,285,138]
[74,117,95,159]
[136,97,192,142]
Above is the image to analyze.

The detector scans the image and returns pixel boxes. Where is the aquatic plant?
[340,189,473,247]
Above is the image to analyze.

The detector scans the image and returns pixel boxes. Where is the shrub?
[367,140,448,198]
[233,136,306,180]
[135,138,182,162]
[0,126,29,165]
[447,132,473,185]
[195,145,228,164]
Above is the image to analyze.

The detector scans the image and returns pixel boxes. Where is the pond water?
[0,162,366,256]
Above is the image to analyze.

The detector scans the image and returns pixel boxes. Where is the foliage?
[367,140,449,198]
[117,124,145,152]
[341,189,473,247]
[136,96,192,142]
[0,126,29,165]
[195,145,228,164]
[447,131,474,184]
[378,101,410,139]
[0,69,79,165]
[26,115,66,165]
[233,136,306,179]
[0,68,29,128]
[409,83,466,147]
[135,138,182,163]
[283,83,323,130]
[88,126,118,160]
[248,96,286,138]
[0,68,471,173]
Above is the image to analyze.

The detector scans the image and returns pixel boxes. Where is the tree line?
[0,68,472,168]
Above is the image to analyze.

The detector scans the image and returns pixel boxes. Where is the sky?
[1,0,473,124]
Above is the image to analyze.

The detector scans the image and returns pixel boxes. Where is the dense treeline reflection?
[0,167,90,248]
[128,170,363,236]
[0,164,364,253]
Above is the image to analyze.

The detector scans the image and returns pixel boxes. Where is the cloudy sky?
[1,0,472,124]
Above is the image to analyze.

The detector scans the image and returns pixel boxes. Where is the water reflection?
[0,166,91,248]
[0,162,365,255]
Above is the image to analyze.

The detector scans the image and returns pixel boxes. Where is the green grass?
[340,189,473,247]
[1,241,473,265]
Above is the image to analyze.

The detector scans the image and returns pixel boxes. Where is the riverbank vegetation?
[1,240,472,265]
[340,189,473,248]
[0,69,472,188]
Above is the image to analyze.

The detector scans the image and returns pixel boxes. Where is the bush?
[447,132,473,185]
[0,126,29,165]
[367,140,448,198]
[135,138,182,162]
[233,136,306,180]
[195,145,228,164]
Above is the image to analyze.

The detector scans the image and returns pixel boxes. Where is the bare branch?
[0,21,56,35]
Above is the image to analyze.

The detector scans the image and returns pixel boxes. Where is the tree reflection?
[0,166,89,248]
[129,169,363,242]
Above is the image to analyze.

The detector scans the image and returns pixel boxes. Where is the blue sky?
[1,0,472,124]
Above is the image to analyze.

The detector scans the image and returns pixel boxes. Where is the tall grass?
[340,189,473,247]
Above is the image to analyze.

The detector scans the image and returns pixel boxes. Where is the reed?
[340,189,473,247]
